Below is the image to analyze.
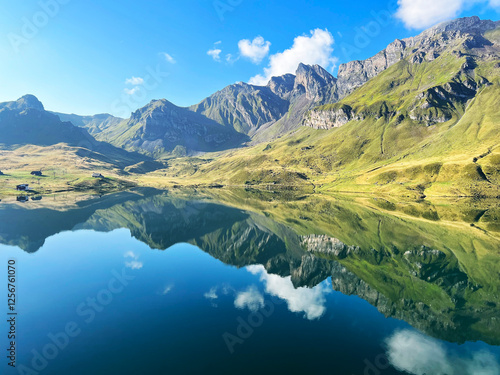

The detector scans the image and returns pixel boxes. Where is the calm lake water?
[1,188,499,375]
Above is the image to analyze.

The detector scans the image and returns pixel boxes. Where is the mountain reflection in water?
[1,187,499,374]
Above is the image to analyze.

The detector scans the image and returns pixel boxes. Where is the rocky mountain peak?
[425,16,500,36]
[16,94,45,111]
[0,94,45,112]
[267,73,295,99]
[130,99,175,121]
[294,63,337,102]
[296,63,333,80]
[335,16,499,100]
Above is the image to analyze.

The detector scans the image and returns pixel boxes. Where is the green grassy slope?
[143,29,500,197]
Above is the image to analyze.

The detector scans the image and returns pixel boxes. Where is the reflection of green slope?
[0,189,159,252]
[1,189,499,344]
[199,190,500,344]
[78,194,306,275]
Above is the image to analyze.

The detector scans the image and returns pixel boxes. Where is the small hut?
[92,173,103,178]
[16,184,29,191]
[31,171,43,176]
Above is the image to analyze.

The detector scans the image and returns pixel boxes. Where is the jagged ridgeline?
[157,17,500,197]
[1,189,499,345]
[1,17,500,196]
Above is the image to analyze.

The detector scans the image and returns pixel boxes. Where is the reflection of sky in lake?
[0,228,498,375]
[387,330,500,375]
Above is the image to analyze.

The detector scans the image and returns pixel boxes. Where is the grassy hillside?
[0,144,142,197]
[137,30,500,198]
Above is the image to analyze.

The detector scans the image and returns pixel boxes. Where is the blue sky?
[0,0,499,117]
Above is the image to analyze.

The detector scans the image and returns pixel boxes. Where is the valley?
[1,17,500,199]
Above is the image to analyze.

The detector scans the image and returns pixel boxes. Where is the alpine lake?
[1,187,499,375]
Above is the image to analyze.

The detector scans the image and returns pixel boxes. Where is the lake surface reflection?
[1,188,499,374]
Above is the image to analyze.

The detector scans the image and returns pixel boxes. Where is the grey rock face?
[303,16,500,130]
[424,15,499,35]
[189,82,289,136]
[0,94,45,112]
[250,64,342,142]
[303,105,358,129]
[301,234,360,257]
[114,99,244,155]
[337,39,406,98]
[408,78,482,125]
[267,74,296,100]
[191,63,340,140]
[290,253,332,288]
[294,63,339,102]
[336,16,500,98]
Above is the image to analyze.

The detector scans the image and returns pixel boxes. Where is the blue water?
[1,227,499,375]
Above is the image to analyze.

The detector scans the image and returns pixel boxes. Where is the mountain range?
[1,16,500,197]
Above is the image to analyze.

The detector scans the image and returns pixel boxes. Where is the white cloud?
[124,251,143,269]
[125,77,144,85]
[162,52,176,64]
[386,330,500,375]
[249,29,336,86]
[207,48,222,61]
[124,87,140,95]
[247,265,331,320]
[162,284,174,295]
[395,0,500,29]
[125,260,143,270]
[226,53,239,64]
[124,251,139,259]
[204,287,219,300]
[234,286,265,312]
[238,36,271,64]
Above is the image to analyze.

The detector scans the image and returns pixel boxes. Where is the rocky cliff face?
[267,74,296,100]
[294,63,339,102]
[303,16,500,130]
[249,64,342,142]
[336,39,406,98]
[336,16,500,98]
[301,234,360,256]
[102,99,246,156]
[303,105,358,129]
[190,64,339,139]
[189,82,289,136]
